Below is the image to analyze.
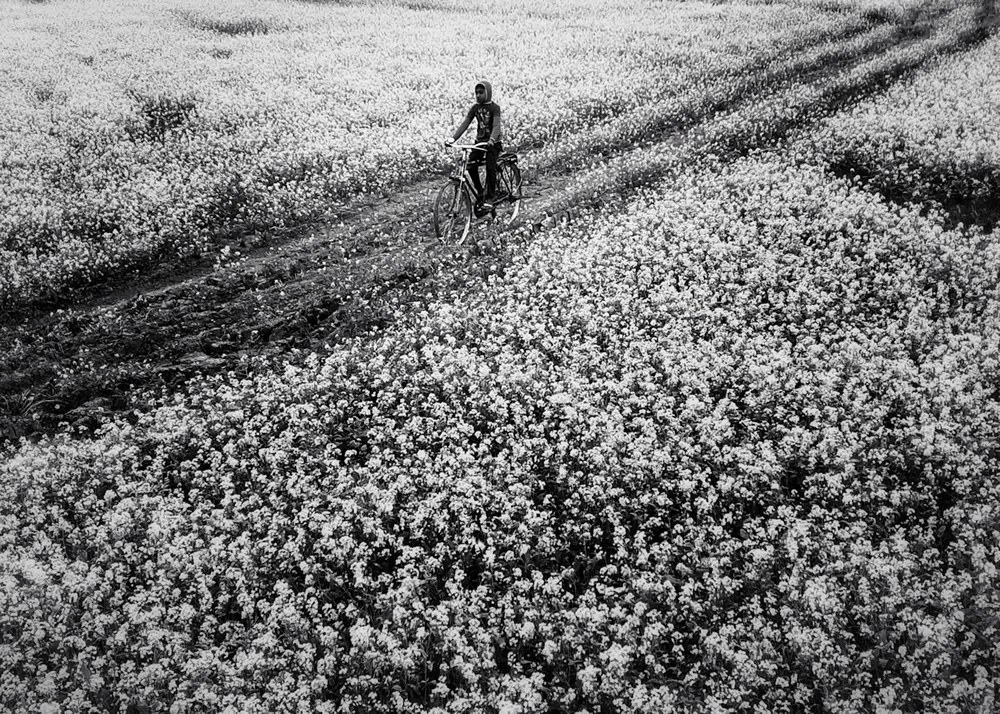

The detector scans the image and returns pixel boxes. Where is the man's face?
[475,87,486,102]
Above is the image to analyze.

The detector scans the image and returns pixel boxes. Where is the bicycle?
[434,142,523,244]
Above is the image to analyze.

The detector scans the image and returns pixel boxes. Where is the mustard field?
[2,0,999,712]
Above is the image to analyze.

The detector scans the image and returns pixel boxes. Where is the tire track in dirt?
[1,0,996,446]
[533,0,999,226]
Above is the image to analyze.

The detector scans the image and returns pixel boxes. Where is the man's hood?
[476,80,493,104]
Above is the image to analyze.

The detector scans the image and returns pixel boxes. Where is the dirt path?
[2,1,996,447]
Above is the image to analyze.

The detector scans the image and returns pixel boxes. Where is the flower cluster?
[4,151,998,711]
[1,0,914,308]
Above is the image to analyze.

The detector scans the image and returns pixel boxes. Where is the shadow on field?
[532,16,897,144]
[811,0,1000,233]
[530,0,999,233]
[828,151,999,233]
[707,0,999,158]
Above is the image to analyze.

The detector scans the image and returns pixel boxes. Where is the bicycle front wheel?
[433,180,473,244]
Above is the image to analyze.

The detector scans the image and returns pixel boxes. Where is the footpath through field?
[1,0,997,445]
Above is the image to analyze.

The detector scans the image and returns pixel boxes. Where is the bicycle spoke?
[490,162,522,226]
[435,148,520,242]
[434,180,472,243]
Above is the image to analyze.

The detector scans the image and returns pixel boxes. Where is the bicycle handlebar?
[448,142,489,150]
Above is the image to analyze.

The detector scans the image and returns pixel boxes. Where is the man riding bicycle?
[446,80,502,212]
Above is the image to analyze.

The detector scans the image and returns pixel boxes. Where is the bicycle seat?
[499,151,518,161]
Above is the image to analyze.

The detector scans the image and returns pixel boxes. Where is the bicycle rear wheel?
[434,180,473,244]
[493,162,523,226]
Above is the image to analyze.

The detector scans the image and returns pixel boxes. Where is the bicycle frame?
[434,142,521,243]
[449,142,489,202]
